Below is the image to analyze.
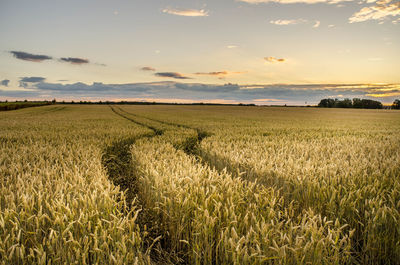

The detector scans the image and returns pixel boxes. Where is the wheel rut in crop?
[114,108,299,203]
[103,106,183,264]
[110,106,350,263]
[110,106,163,135]
[106,106,388,264]
[113,108,326,219]
[117,110,297,197]
[116,107,210,150]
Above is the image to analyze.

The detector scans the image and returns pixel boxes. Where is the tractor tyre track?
[103,106,183,264]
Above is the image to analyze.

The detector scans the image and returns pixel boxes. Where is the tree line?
[0,101,53,111]
[318,98,400,109]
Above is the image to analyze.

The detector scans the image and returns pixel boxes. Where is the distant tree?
[351,98,382,109]
[335,98,352,108]
[352,98,362,108]
[52,98,56,104]
[391,99,400,109]
[318,98,382,109]
[318,98,335,108]
[360,99,383,109]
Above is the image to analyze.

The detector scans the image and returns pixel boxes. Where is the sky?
[0,0,399,105]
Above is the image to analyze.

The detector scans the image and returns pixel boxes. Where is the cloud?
[270,19,307,25]
[238,0,353,4]
[1,79,10,87]
[194,71,229,76]
[366,92,400,97]
[270,19,321,28]
[19,77,46,88]
[162,8,209,17]
[3,81,399,105]
[253,98,286,102]
[60,57,89,64]
[349,0,400,23]
[155,72,192,79]
[10,51,52,62]
[194,71,245,79]
[264,57,286,63]
[313,20,321,27]
[8,51,103,66]
[227,45,238,49]
[20,77,46,83]
[175,82,241,93]
[141,66,156,71]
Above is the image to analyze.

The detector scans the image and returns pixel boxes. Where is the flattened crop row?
[109,106,353,264]
[111,106,400,264]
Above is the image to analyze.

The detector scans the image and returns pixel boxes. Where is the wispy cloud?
[253,98,286,102]
[162,8,209,17]
[270,19,307,25]
[313,20,321,27]
[19,77,46,88]
[265,57,286,63]
[141,66,156,71]
[270,19,321,28]
[1,79,10,87]
[366,92,400,97]
[365,84,400,98]
[10,51,52,62]
[349,0,400,23]
[60,57,89,64]
[194,71,245,79]
[195,71,229,76]
[227,45,238,49]
[155,72,192,79]
[20,77,46,83]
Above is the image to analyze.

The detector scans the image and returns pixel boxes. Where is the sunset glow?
[0,0,399,104]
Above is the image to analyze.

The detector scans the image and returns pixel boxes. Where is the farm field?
[0,104,399,264]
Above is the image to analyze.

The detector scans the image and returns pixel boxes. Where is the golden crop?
[0,105,152,264]
[1,105,399,264]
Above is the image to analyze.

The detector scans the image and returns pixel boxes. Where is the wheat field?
[0,104,399,264]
